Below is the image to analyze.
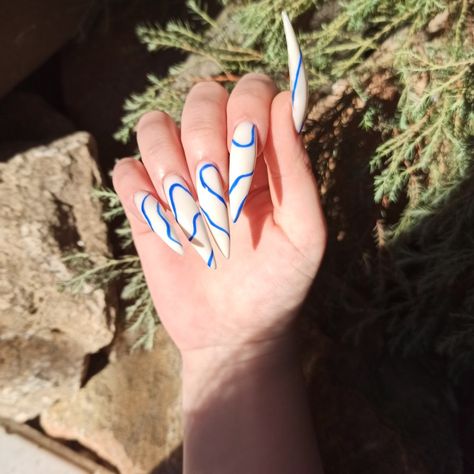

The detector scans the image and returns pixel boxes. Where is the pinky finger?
[112,157,183,255]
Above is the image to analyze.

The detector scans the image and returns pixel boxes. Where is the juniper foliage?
[68,0,473,363]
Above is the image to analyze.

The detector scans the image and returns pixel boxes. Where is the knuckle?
[231,74,276,103]
[136,110,171,132]
[112,160,132,190]
[141,138,174,161]
[189,81,227,102]
[185,121,215,141]
[240,72,273,85]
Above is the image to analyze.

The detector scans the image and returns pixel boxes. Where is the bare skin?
[113,73,326,474]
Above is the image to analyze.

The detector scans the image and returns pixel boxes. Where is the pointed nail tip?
[221,245,230,259]
[211,236,230,258]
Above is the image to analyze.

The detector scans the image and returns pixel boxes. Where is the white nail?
[282,11,308,133]
[134,191,183,255]
[229,121,257,224]
[196,163,230,258]
[163,176,216,269]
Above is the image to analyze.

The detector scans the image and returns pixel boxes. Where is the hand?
[112,73,326,357]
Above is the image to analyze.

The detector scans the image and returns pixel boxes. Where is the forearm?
[181,336,323,474]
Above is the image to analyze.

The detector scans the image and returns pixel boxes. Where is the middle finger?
[181,81,231,258]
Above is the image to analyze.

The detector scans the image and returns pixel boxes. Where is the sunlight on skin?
[113,17,326,471]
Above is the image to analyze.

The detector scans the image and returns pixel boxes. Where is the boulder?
[0,0,93,98]
[0,132,115,422]
[0,91,75,160]
[41,326,182,474]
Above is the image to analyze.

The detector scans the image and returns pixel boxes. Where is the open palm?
[113,74,326,354]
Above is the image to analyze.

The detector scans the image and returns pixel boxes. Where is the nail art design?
[134,191,183,255]
[196,163,230,258]
[163,176,216,269]
[282,11,308,134]
[228,121,257,224]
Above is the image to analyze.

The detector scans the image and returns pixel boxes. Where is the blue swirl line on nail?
[199,164,226,206]
[232,195,247,223]
[229,171,254,195]
[291,49,303,105]
[188,211,201,241]
[156,202,182,246]
[231,124,255,148]
[207,249,214,267]
[201,207,230,237]
[168,182,193,221]
[140,194,155,232]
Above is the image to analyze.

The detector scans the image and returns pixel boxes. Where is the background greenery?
[68,0,474,383]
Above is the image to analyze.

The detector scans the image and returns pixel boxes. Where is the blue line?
[207,249,214,267]
[291,50,303,105]
[188,212,201,241]
[233,195,247,223]
[232,124,255,148]
[201,207,230,237]
[156,202,181,246]
[141,194,154,232]
[199,164,226,206]
[168,183,193,221]
[229,171,254,194]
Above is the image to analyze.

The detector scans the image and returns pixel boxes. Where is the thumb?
[265,91,326,260]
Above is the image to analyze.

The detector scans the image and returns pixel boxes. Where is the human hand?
[112,17,326,360]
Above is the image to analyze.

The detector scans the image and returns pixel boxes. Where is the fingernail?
[163,176,216,269]
[229,121,256,224]
[134,191,184,255]
[282,11,308,134]
[196,163,230,258]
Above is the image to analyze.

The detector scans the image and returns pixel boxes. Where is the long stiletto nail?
[228,121,257,224]
[282,11,308,134]
[196,163,230,258]
[134,191,183,255]
[163,176,216,269]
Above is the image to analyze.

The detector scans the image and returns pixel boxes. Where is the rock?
[0,417,114,473]
[0,132,115,422]
[60,0,190,169]
[0,0,93,98]
[0,91,75,160]
[41,326,182,474]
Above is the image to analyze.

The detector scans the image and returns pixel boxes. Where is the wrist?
[181,334,299,412]
[181,334,296,375]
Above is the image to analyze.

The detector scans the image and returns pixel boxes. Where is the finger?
[112,158,183,256]
[282,11,308,133]
[181,81,230,257]
[136,111,190,202]
[226,73,277,223]
[266,91,326,258]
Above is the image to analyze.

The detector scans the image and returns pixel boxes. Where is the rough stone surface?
[0,92,75,160]
[0,132,115,422]
[60,0,189,169]
[41,326,182,474]
[0,0,92,98]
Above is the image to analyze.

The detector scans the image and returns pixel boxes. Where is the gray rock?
[0,132,115,422]
[41,326,182,474]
